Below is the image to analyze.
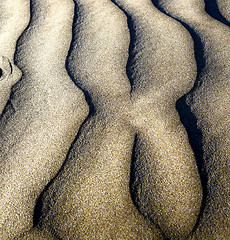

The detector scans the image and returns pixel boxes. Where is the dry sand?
[111,1,202,239]
[0,0,88,239]
[156,0,230,239]
[34,1,161,239]
[0,0,29,113]
[217,0,230,22]
[0,0,229,239]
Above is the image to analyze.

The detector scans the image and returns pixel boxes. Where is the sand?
[0,0,229,239]
[111,1,202,239]
[0,0,88,239]
[217,0,230,22]
[156,0,230,239]
[0,0,29,114]
[34,1,161,239]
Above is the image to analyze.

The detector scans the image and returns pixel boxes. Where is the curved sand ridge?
[0,0,88,239]
[34,1,161,239]
[156,0,230,239]
[112,0,202,239]
[0,0,29,113]
[33,0,202,239]
[0,0,229,239]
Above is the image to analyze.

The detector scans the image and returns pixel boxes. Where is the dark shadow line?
[110,0,137,91]
[33,111,90,227]
[34,3,95,226]
[152,0,208,232]
[65,3,96,115]
[204,0,230,27]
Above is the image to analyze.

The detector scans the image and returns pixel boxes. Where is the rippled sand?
[0,0,229,239]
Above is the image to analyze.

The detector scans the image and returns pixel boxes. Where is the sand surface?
[0,0,229,239]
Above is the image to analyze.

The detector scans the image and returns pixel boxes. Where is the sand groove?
[0,0,229,239]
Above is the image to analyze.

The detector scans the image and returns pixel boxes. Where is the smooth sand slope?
[0,0,29,113]
[0,0,88,239]
[34,0,161,239]
[156,0,230,239]
[112,0,202,239]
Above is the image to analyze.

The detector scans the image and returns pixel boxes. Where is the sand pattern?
[0,0,229,239]
[0,0,88,239]
[155,0,230,239]
[217,0,230,22]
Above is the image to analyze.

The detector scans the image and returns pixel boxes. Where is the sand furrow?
[112,1,202,239]
[34,1,162,239]
[155,0,230,239]
[0,0,88,239]
[1,0,229,239]
[0,0,29,114]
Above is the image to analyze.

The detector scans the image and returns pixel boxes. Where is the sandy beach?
[0,0,229,239]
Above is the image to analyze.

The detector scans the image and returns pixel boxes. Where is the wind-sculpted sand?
[33,1,161,239]
[0,0,88,239]
[217,0,230,22]
[156,0,230,239]
[0,0,29,113]
[0,0,229,239]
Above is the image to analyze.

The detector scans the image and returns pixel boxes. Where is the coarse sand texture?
[0,0,88,239]
[112,0,202,239]
[0,0,229,239]
[156,0,230,239]
[217,0,230,22]
[35,0,161,239]
[0,0,29,113]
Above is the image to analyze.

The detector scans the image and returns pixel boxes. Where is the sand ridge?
[0,0,229,239]
[35,0,202,239]
[156,0,230,239]
[0,0,29,114]
[0,0,88,239]
[111,1,202,239]
[34,1,161,239]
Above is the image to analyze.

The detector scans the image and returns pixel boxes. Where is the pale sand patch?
[0,0,88,239]
[156,0,230,239]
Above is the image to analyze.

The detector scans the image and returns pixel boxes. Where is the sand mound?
[0,0,229,239]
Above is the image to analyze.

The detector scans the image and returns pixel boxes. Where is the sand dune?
[0,0,229,239]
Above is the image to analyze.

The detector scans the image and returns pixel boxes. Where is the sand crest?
[35,1,162,239]
[156,0,230,239]
[0,0,88,238]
